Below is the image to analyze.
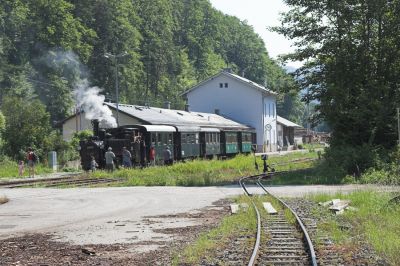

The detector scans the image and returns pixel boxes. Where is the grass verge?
[309,191,400,265]
[91,151,319,187]
[0,159,53,179]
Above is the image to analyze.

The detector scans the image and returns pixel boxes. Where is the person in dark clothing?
[122,147,132,168]
[163,146,172,165]
[149,145,156,166]
[26,147,36,178]
[140,137,146,167]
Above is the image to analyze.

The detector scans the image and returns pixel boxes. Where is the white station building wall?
[186,74,277,151]
[62,109,140,141]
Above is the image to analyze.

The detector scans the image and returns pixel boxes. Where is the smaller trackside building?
[182,69,278,152]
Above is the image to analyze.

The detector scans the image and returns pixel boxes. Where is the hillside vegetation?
[0,0,300,160]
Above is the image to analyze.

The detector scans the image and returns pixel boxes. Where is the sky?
[209,0,301,68]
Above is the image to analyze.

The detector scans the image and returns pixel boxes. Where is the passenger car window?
[168,133,173,144]
[157,133,162,146]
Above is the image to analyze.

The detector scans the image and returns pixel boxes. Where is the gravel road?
[1,185,398,265]
[1,185,397,245]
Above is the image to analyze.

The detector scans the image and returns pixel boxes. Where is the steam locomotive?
[79,120,256,170]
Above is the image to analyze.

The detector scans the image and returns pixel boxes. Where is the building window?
[273,130,275,144]
[272,103,275,117]
[264,103,267,116]
[219,83,223,88]
[224,83,228,88]
[268,103,271,117]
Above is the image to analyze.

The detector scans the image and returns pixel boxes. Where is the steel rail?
[0,175,78,187]
[272,157,317,167]
[256,176,318,266]
[239,176,261,266]
[0,176,125,188]
[42,178,125,188]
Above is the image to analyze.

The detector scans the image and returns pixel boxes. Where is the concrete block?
[230,204,240,214]
[263,202,278,214]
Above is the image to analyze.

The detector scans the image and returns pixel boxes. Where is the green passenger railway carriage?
[201,128,221,157]
[78,103,256,169]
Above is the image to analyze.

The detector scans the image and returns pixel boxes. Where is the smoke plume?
[74,79,117,127]
[37,50,117,127]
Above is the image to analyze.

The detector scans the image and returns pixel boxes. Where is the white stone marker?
[263,202,278,214]
[230,204,240,214]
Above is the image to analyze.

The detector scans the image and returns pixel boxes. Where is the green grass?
[173,196,256,265]
[0,149,329,186]
[90,151,319,187]
[0,160,53,179]
[309,191,400,265]
[301,143,326,151]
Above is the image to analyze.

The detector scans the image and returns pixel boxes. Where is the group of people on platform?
[90,145,173,172]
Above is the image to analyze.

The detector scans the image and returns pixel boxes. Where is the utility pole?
[397,107,400,146]
[104,51,129,127]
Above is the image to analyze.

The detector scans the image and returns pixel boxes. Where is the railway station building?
[182,68,280,152]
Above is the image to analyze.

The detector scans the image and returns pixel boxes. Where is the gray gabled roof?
[277,115,302,128]
[105,102,254,131]
[181,69,277,96]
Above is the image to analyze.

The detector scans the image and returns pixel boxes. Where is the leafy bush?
[324,144,380,177]
[297,144,303,149]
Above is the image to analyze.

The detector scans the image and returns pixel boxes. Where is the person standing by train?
[18,160,25,177]
[90,156,98,172]
[105,147,116,172]
[163,146,172,166]
[149,145,156,166]
[140,136,146,167]
[26,147,37,178]
[122,147,132,168]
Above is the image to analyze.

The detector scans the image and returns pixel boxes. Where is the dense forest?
[0,0,399,182]
[0,0,305,158]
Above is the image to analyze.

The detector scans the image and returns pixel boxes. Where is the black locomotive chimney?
[92,119,99,137]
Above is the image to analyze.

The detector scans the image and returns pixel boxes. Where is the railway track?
[272,157,317,167]
[239,174,317,266]
[0,175,126,188]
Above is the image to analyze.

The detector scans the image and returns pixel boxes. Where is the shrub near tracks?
[91,153,318,187]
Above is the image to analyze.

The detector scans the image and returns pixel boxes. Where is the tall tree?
[78,0,143,107]
[1,96,52,157]
[273,0,400,148]
[134,0,176,103]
